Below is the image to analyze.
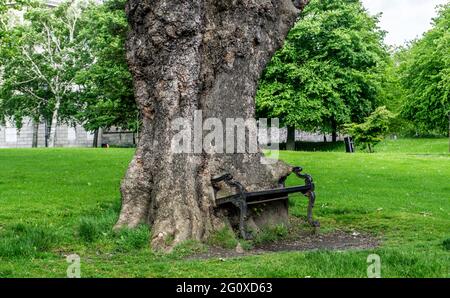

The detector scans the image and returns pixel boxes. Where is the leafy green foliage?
[398,4,450,135]
[0,0,90,137]
[74,0,137,131]
[376,50,417,136]
[344,106,394,152]
[0,0,136,135]
[257,0,388,135]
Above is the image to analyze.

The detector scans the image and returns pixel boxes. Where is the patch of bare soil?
[190,229,380,260]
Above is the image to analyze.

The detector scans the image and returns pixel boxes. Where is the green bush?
[345,106,394,153]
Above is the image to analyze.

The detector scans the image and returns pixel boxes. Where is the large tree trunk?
[116,0,310,250]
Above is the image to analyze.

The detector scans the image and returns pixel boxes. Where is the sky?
[361,0,449,46]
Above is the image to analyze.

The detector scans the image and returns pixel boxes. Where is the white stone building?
[0,117,136,148]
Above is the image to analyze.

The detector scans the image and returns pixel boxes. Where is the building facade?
[0,118,136,148]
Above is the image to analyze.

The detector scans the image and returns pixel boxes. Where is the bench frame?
[212,167,319,239]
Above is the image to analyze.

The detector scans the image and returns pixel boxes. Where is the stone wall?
[0,118,341,148]
[0,118,134,148]
[100,129,136,147]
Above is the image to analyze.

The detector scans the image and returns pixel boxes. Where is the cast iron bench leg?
[306,191,320,227]
[293,167,320,228]
[234,199,249,240]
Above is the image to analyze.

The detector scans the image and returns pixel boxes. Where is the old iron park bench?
[211,167,320,239]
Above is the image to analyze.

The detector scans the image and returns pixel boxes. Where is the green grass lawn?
[0,138,449,277]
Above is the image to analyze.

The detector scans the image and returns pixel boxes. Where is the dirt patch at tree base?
[190,230,380,260]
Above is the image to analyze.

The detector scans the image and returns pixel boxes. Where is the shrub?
[344,106,394,153]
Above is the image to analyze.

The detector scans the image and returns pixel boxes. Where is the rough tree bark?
[115,0,310,250]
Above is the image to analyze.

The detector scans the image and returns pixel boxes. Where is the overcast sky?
[361,0,449,46]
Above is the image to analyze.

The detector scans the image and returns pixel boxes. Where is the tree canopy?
[1,0,447,147]
[0,0,136,147]
[74,0,137,132]
[257,0,388,140]
[0,0,90,146]
[397,4,449,135]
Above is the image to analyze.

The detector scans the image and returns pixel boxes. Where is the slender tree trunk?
[116,0,310,250]
[93,129,99,148]
[331,119,337,143]
[48,99,60,148]
[32,120,39,148]
[44,120,49,147]
[286,125,296,151]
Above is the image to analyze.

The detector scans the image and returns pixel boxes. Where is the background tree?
[376,48,412,136]
[74,0,137,135]
[0,0,90,147]
[398,4,449,136]
[257,0,388,146]
[0,0,29,125]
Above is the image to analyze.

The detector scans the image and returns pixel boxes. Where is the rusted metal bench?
[212,167,319,239]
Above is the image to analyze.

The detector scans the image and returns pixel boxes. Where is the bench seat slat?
[216,185,312,206]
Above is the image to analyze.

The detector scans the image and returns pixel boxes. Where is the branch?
[19,87,48,102]
[21,46,56,94]
[15,77,37,85]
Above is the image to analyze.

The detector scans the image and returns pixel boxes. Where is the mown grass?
[0,139,449,277]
